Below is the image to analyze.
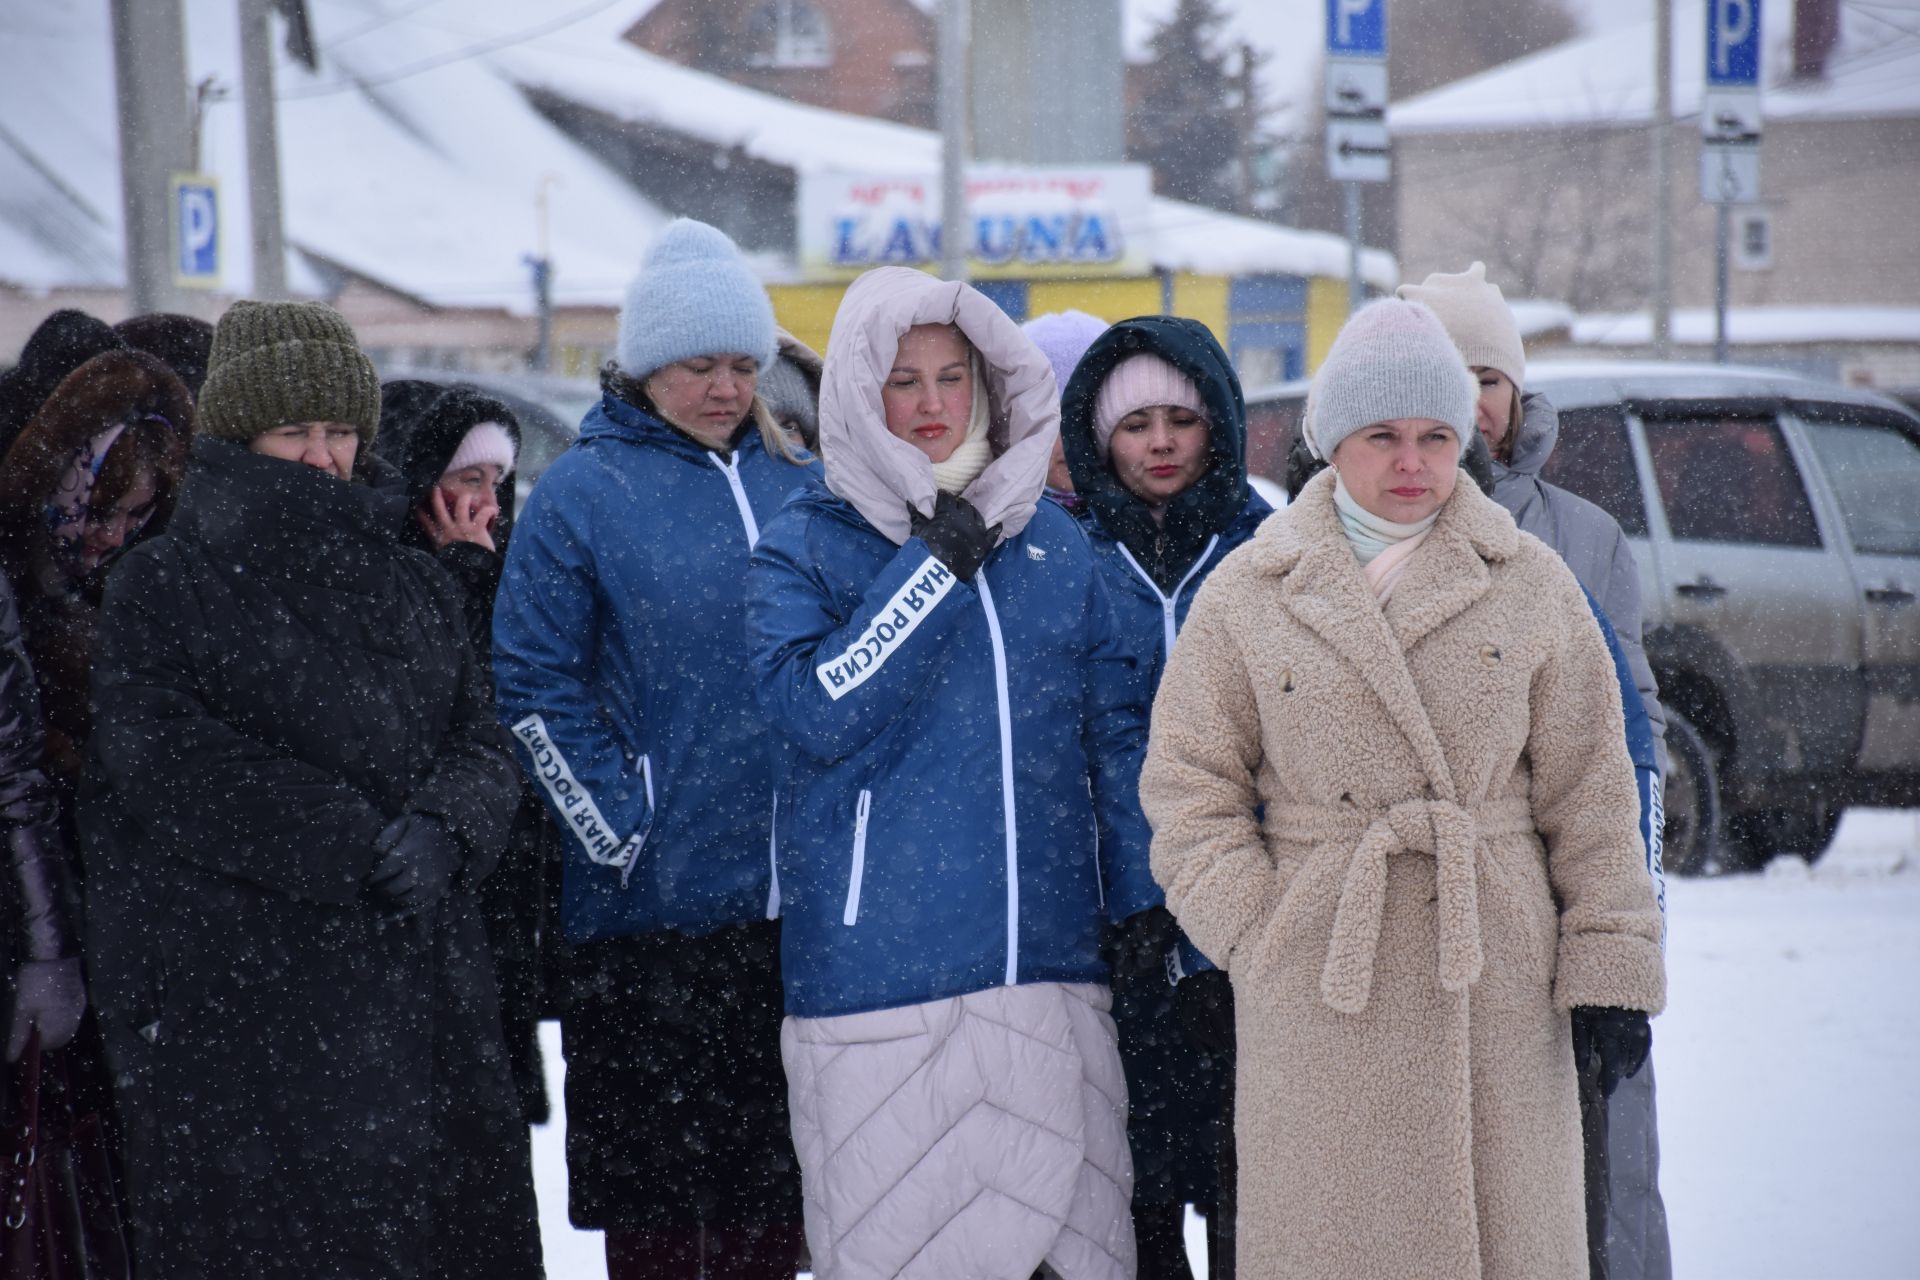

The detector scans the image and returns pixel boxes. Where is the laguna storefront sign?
[797,166,1153,281]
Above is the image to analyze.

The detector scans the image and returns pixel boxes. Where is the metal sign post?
[1325,0,1390,315]
[1701,0,1762,363]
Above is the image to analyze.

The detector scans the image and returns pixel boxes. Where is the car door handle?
[1865,585,1916,606]
[1676,577,1728,601]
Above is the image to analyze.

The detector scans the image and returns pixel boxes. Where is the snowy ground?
[532,809,1920,1279]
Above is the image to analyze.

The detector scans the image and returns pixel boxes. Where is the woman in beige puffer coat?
[1140,299,1665,1280]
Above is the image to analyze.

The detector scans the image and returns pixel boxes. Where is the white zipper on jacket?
[843,790,872,926]
[766,793,782,919]
[708,451,761,547]
[974,575,1020,987]
[1115,534,1220,659]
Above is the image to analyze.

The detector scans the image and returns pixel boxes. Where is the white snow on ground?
[534,808,1920,1278]
[1572,307,1920,348]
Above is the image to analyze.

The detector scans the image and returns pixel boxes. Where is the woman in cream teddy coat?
[1140,299,1664,1280]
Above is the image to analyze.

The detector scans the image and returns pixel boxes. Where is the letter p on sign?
[171,174,220,288]
[1326,0,1386,58]
[1708,0,1760,85]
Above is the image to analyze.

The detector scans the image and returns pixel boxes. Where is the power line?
[279,0,630,99]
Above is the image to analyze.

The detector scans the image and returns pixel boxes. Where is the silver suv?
[1246,361,1920,875]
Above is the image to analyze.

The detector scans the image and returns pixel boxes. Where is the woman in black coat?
[79,302,542,1280]
[374,380,549,1123]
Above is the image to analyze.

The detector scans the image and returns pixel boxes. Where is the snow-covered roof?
[1570,306,1920,347]
[483,8,1396,287]
[1390,0,1920,134]
[0,1,670,309]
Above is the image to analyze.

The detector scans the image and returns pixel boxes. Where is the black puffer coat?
[79,436,542,1279]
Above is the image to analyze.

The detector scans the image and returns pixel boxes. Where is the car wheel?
[1662,710,1722,876]
[1727,802,1844,868]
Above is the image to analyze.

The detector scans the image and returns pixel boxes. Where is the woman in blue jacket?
[747,267,1158,1280]
[1059,317,1269,1278]
[492,220,816,1280]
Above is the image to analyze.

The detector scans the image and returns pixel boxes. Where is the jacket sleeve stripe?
[814,555,958,701]
[511,714,643,868]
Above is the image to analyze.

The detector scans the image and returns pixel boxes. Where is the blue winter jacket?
[747,491,1158,1019]
[1584,584,1668,944]
[493,394,820,943]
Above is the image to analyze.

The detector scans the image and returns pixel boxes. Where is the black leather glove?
[365,814,464,914]
[909,491,999,581]
[1175,968,1234,1056]
[6,956,85,1061]
[1101,905,1179,989]
[1572,1006,1652,1098]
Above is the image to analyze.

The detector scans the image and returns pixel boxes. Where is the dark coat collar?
[168,436,415,595]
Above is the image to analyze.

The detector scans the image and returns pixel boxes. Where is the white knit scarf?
[1332,471,1438,566]
[930,353,994,495]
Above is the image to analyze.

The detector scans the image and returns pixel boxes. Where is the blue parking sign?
[1326,0,1386,58]
[171,174,219,288]
[1706,0,1761,86]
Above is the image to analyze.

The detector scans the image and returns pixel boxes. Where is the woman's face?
[251,421,359,480]
[1473,367,1519,457]
[439,463,503,504]
[1109,405,1210,508]
[1331,417,1460,524]
[80,470,159,571]
[1046,436,1074,493]
[645,354,758,442]
[883,325,973,465]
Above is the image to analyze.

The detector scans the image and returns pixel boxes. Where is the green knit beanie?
[197,300,381,446]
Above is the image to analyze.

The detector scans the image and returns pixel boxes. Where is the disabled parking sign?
[170,174,220,288]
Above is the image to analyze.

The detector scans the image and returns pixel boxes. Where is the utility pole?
[938,0,971,282]
[1651,0,1673,358]
[239,0,290,299]
[110,0,195,316]
[527,176,559,373]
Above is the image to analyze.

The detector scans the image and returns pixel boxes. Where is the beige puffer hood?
[818,267,1057,546]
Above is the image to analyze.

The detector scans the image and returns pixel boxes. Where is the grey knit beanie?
[616,219,779,379]
[197,300,381,446]
[1396,261,1526,389]
[1306,299,1478,460]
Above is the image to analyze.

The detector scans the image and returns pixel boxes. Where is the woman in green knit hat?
[79,300,542,1279]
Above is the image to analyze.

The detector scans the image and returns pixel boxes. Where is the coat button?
[1280,668,1296,692]
[1480,644,1502,668]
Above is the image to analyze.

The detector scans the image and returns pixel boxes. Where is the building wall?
[1396,114,1920,311]
[626,0,935,128]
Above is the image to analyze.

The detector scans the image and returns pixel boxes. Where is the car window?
[1538,404,1647,536]
[1642,416,1820,548]
[1799,416,1920,557]
[1245,395,1304,483]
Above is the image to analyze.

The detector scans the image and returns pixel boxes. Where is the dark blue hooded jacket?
[748,490,1157,1019]
[1060,317,1272,978]
[492,394,819,943]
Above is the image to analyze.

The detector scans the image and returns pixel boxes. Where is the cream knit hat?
[1306,299,1478,461]
[1396,261,1526,389]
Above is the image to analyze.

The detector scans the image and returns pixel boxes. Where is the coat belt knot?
[1314,796,1533,1016]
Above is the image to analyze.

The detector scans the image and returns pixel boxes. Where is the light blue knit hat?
[615,219,779,378]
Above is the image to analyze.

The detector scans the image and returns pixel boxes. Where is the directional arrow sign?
[1327,119,1391,183]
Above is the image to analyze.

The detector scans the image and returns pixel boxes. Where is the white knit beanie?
[442,421,517,479]
[1306,299,1478,461]
[1092,353,1208,459]
[616,219,779,379]
[1396,261,1526,389]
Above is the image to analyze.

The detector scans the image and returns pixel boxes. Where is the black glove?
[1175,967,1234,1056]
[1572,1006,1651,1098]
[365,814,464,914]
[5,956,86,1061]
[1101,905,1179,989]
[909,491,999,581]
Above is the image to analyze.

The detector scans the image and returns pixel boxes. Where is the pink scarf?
[1361,525,1432,604]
